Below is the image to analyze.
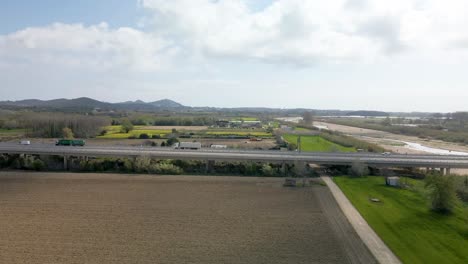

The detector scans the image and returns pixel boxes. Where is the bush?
[0,155,10,168]
[166,137,179,146]
[153,163,183,175]
[288,142,297,151]
[152,134,161,139]
[425,175,459,213]
[31,159,45,171]
[261,164,275,176]
[134,156,151,173]
[139,133,150,139]
[122,158,134,172]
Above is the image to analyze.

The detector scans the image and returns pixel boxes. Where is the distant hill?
[148,99,184,108]
[0,98,186,112]
[0,97,436,117]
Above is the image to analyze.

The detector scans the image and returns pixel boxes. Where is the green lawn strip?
[334,176,468,264]
[283,134,355,152]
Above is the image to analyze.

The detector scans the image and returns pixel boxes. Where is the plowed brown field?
[0,172,372,264]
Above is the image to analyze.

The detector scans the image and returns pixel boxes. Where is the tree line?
[20,113,109,138]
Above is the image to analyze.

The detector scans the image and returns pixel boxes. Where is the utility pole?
[297,136,301,153]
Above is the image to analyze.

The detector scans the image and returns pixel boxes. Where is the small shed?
[386,176,400,187]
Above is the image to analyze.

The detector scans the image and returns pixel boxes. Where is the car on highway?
[381,152,391,155]
[19,140,31,145]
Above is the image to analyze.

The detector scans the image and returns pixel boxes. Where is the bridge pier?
[205,160,215,173]
[294,161,307,176]
[446,168,451,175]
[63,156,69,170]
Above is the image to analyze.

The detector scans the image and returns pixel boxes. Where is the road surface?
[2,143,468,168]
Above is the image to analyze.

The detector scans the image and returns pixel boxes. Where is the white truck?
[173,142,202,150]
[19,140,31,145]
[210,144,227,149]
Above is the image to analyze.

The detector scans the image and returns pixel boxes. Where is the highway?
[2,143,468,168]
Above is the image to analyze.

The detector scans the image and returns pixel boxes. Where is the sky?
[1,0,468,112]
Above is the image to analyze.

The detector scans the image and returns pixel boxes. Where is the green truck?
[55,139,85,146]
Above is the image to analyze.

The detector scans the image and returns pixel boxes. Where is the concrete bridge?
[1,143,468,174]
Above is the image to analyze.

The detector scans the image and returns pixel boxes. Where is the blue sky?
[0,1,141,33]
[1,0,468,112]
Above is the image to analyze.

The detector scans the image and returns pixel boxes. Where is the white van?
[20,140,31,145]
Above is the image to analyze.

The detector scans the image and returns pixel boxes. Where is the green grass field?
[98,126,171,139]
[98,125,272,139]
[283,134,355,152]
[334,176,468,264]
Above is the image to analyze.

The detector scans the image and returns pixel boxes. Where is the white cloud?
[1,0,468,72]
[0,22,173,71]
[140,0,468,65]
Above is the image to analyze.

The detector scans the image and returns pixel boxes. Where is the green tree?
[382,117,392,126]
[32,159,46,171]
[62,127,74,139]
[121,119,134,133]
[166,137,179,146]
[425,175,459,213]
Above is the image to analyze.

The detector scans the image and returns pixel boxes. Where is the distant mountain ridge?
[0,97,186,111]
[0,97,436,117]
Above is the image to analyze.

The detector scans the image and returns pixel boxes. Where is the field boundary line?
[321,176,401,264]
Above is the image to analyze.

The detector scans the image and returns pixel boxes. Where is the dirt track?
[0,172,374,264]
[316,121,468,153]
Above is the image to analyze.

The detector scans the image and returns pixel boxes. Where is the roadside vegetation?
[0,154,307,177]
[334,176,468,264]
[320,131,385,153]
